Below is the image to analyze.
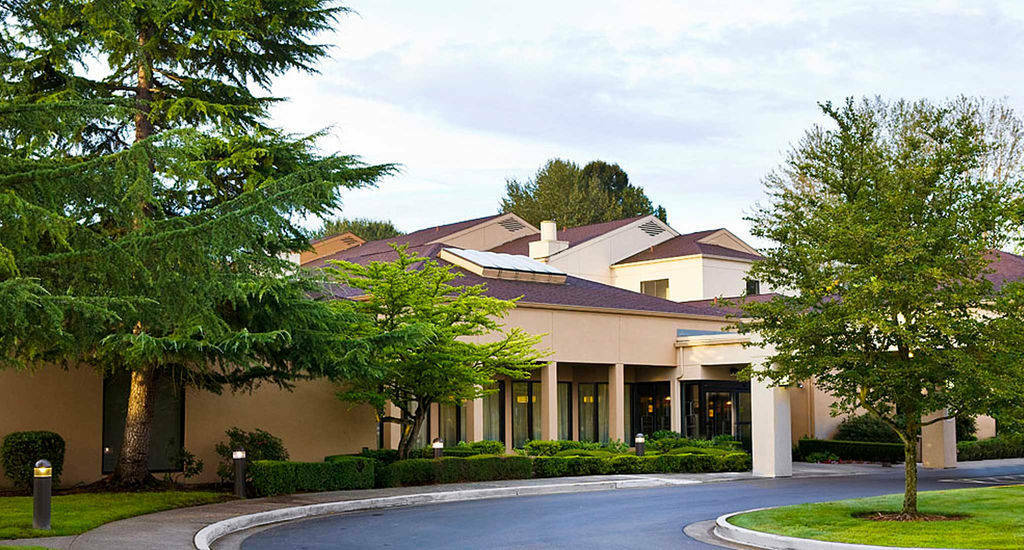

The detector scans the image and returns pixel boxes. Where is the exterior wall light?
[432,438,444,459]
[233,449,247,499]
[635,434,645,457]
[33,459,52,530]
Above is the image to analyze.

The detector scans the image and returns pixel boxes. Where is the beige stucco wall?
[185,380,377,484]
[435,214,536,251]
[702,257,756,299]
[547,216,675,284]
[0,365,104,488]
[611,257,704,301]
[501,306,729,367]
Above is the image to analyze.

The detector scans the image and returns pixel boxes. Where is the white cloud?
[270,0,1024,244]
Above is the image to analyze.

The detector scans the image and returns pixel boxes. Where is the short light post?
[432,438,444,459]
[232,449,247,499]
[33,459,52,530]
[634,433,645,457]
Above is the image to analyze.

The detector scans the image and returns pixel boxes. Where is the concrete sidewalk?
[0,463,883,550]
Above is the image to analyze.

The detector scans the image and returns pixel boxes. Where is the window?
[512,381,571,446]
[745,279,761,295]
[512,381,541,448]
[102,371,184,474]
[439,403,466,446]
[640,279,669,299]
[578,383,609,443]
[482,381,505,442]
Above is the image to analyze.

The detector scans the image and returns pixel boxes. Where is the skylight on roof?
[439,248,566,283]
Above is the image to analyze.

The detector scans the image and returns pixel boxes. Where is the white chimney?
[529,220,569,260]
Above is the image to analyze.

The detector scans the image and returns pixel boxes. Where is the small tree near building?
[325,246,545,458]
[740,97,1024,517]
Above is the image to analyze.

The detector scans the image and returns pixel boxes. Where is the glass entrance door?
[630,382,670,444]
[704,391,733,438]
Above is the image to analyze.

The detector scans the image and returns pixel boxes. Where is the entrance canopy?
[676,330,793,478]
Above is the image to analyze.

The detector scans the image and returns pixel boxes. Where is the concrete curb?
[713,509,964,550]
[194,477,685,549]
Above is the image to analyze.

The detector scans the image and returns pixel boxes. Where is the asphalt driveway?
[240,460,1024,549]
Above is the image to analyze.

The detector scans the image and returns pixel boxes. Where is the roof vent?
[498,218,526,232]
[639,220,665,236]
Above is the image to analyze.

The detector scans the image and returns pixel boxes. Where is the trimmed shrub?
[797,439,904,463]
[215,427,288,482]
[250,457,375,496]
[533,456,615,478]
[649,430,682,441]
[648,437,716,453]
[0,431,65,488]
[379,455,533,487]
[957,435,1024,461]
[833,414,901,443]
[523,439,629,456]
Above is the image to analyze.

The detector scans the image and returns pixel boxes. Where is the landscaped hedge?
[250,457,375,496]
[957,435,1024,461]
[379,455,533,487]
[797,439,904,463]
[533,452,751,477]
[0,431,65,488]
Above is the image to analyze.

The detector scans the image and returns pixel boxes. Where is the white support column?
[751,375,792,477]
[609,363,625,442]
[921,410,957,469]
[465,398,485,442]
[540,362,559,440]
[670,368,683,434]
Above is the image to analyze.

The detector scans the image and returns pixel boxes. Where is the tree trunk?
[902,429,919,515]
[397,413,426,459]
[110,367,159,487]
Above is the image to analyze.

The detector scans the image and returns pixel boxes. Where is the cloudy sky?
[270,1,1024,243]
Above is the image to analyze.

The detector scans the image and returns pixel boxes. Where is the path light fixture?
[635,433,645,457]
[33,459,52,530]
[432,438,444,459]
[232,449,247,499]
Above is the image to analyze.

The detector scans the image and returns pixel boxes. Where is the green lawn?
[729,485,1024,549]
[0,491,229,540]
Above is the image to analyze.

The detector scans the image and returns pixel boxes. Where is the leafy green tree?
[740,97,1024,516]
[325,246,545,458]
[0,0,390,486]
[501,159,667,227]
[317,217,403,242]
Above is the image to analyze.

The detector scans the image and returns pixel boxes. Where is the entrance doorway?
[681,381,752,450]
[629,382,670,444]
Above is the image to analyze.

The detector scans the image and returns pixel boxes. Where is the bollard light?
[233,449,247,499]
[432,438,444,459]
[33,459,52,530]
[635,433,645,457]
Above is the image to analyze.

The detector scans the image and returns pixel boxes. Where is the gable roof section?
[304,214,506,266]
[614,229,762,264]
[488,215,647,255]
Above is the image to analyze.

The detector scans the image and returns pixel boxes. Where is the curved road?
[241,461,1024,549]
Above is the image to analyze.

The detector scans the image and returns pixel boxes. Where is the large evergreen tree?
[0,0,390,486]
[740,98,1024,516]
[317,217,403,242]
[501,158,667,227]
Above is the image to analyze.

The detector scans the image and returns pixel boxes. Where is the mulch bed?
[854,511,969,522]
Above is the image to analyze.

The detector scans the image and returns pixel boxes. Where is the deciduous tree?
[740,97,1024,516]
[501,159,667,227]
[317,217,403,242]
[325,246,544,458]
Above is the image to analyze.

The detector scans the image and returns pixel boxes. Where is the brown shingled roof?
[314,244,726,318]
[615,229,761,264]
[303,214,504,266]
[986,250,1024,291]
[488,215,647,255]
